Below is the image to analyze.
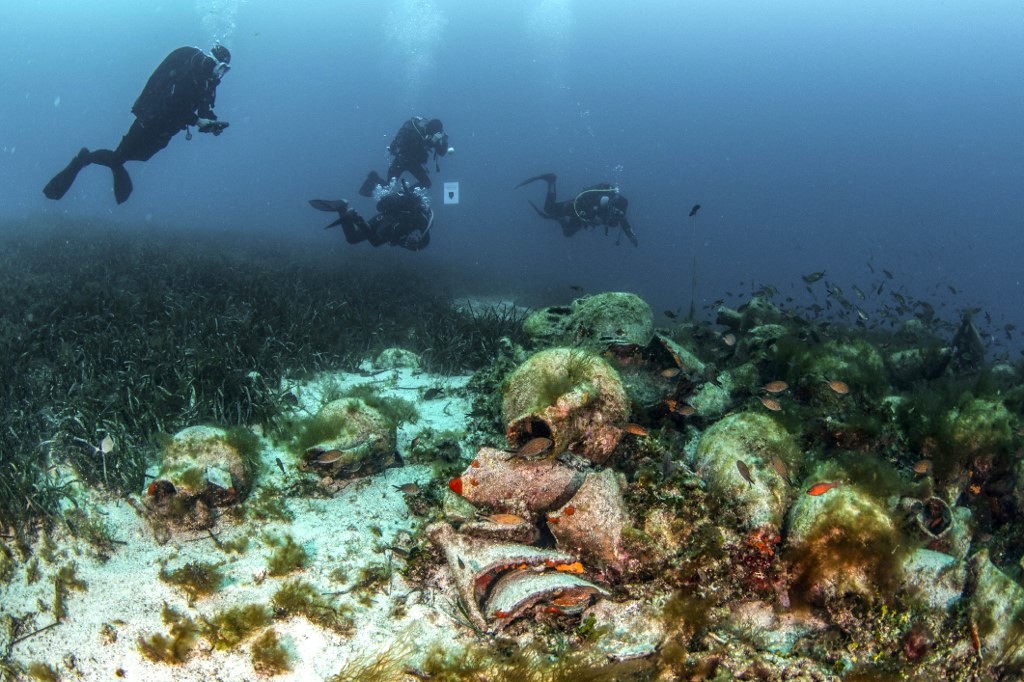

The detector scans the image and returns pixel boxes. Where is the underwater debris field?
[2,219,1024,680]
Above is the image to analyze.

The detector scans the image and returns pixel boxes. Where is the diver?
[515,173,638,247]
[43,45,232,205]
[311,178,434,251]
[359,117,451,196]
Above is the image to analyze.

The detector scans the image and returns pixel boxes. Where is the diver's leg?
[115,121,173,163]
[385,157,405,183]
[560,217,582,238]
[359,171,385,197]
[340,211,371,245]
[42,147,92,200]
[542,175,559,215]
[408,164,431,189]
[365,215,394,247]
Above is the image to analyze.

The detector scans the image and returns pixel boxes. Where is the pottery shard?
[484,569,607,626]
[427,522,579,632]
[458,518,540,545]
[548,469,629,574]
[456,447,585,517]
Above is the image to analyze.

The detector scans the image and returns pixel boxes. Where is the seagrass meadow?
[0,216,528,534]
[3,216,1024,681]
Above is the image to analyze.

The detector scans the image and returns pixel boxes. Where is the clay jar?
[502,348,628,465]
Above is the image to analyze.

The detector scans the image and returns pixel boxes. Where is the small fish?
[947,285,958,295]
[762,380,788,394]
[824,379,850,395]
[555,561,584,574]
[314,449,345,465]
[516,437,554,458]
[883,269,894,279]
[483,513,526,525]
[569,285,583,292]
[770,456,790,483]
[806,481,840,496]
[855,307,869,322]
[689,204,701,217]
[548,591,592,610]
[759,396,782,412]
[911,459,933,475]
[393,482,421,495]
[802,271,826,284]
[722,332,737,347]
[852,285,866,300]
[622,423,649,437]
[663,310,678,320]
[736,460,753,486]
[675,404,695,416]
[660,367,681,379]
[275,457,286,476]
[100,435,115,453]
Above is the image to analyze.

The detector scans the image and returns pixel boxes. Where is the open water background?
[2,0,1023,353]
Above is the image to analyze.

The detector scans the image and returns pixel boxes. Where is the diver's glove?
[197,119,229,136]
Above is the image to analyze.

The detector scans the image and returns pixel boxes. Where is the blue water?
[2,0,1023,353]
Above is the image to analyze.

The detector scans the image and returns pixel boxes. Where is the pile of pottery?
[430,347,631,632]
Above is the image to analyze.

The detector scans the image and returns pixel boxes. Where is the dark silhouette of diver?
[43,45,231,204]
[515,173,638,247]
[359,117,451,197]
[311,179,434,251]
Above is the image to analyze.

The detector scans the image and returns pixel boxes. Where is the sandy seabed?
[3,366,472,682]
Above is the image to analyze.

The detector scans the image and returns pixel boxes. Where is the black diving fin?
[527,201,555,220]
[43,148,91,200]
[514,172,556,190]
[112,164,133,204]
[309,199,349,229]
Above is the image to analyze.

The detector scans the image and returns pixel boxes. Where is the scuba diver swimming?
[311,178,434,252]
[359,117,452,197]
[43,45,231,204]
[515,173,638,247]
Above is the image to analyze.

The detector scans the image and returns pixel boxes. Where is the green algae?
[137,603,199,664]
[201,603,272,650]
[158,560,224,603]
[53,562,87,622]
[25,662,58,682]
[265,534,309,576]
[271,578,353,634]
[249,628,291,675]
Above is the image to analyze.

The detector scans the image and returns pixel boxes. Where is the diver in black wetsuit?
[310,179,434,251]
[43,45,231,204]
[359,117,451,196]
[515,173,638,247]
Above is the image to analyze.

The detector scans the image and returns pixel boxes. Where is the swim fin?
[309,199,349,229]
[112,164,133,204]
[514,173,556,190]
[42,148,91,200]
[358,171,384,197]
[309,199,349,212]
